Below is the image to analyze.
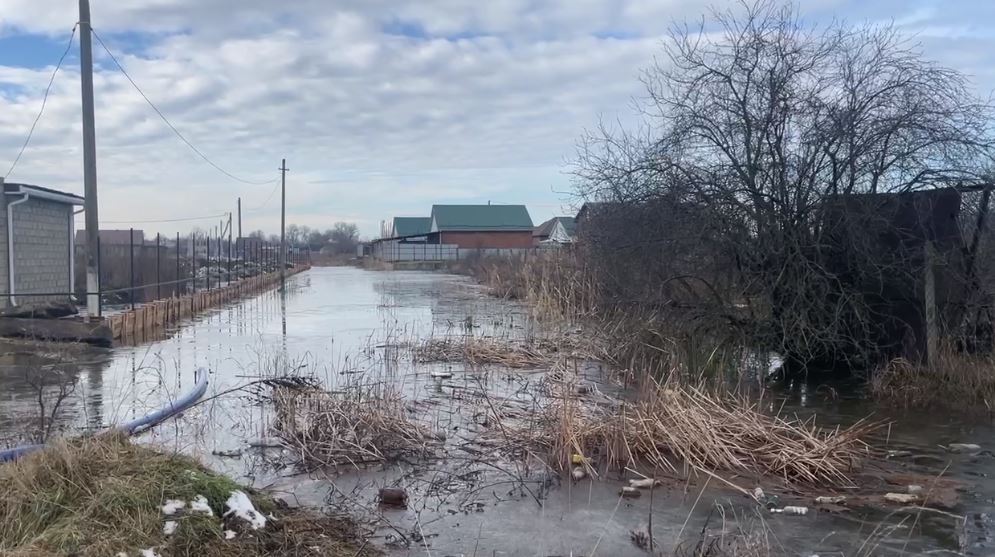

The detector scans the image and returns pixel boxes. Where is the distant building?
[387,216,432,242]
[533,216,577,245]
[428,204,534,248]
[1,182,85,306]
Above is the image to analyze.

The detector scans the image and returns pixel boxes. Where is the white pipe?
[5,188,82,206]
[69,209,75,299]
[7,192,30,306]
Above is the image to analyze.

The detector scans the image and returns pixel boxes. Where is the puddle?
[1,267,994,555]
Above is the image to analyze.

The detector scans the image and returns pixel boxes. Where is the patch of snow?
[161,499,186,515]
[189,495,214,516]
[223,490,267,530]
[163,521,178,536]
[224,530,237,540]
[139,549,161,557]
[116,553,129,557]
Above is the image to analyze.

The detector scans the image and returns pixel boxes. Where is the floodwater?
[1,266,995,556]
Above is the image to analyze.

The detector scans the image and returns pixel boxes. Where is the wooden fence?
[106,266,308,342]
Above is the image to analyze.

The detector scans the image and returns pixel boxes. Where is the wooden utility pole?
[279,158,288,286]
[79,0,100,318]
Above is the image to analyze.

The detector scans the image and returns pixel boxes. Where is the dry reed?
[512,378,875,487]
[871,345,995,411]
[271,383,435,469]
[414,337,555,368]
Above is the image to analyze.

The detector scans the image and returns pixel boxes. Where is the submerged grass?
[272,383,435,469]
[871,345,995,411]
[0,434,377,557]
[511,377,875,487]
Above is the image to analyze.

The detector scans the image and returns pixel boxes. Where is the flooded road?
[2,266,995,555]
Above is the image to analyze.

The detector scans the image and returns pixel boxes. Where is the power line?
[102,212,227,224]
[4,24,78,179]
[90,28,276,186]
[244,180,281,212]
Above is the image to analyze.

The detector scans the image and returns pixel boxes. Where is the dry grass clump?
[413,337,551,368]
[515,379,875,487]
[0,435,377,557]
[272,383,435,469]
[871,347,995,411]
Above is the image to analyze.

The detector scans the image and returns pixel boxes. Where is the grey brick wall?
[11,198,72,303]
[0,196,8,297]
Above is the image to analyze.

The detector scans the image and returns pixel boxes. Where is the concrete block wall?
[0,196,9,297]
[11,198,72,303]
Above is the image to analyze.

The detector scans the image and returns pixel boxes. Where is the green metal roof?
[392,217,431,238]
[430,204,533,231]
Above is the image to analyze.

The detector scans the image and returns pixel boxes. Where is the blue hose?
[0,367,210,462]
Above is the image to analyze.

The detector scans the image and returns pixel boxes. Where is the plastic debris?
[378,488,408,507]
[814,496,847,504]
[629,478,659,489]
[620,486,642,498]
[884,492,920,504]
[753,487,764,500]
[190,495,214,516]
[771,506,808,516]
[571,466,587,480]
[161,499,185,516]
[907,485,923,495]
[224,490,267,530]
[430,370,453,379]
[886,450,912,458]
[571,454,587,465]
[947,443,981,453]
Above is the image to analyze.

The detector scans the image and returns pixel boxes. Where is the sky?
[0,0,994,238]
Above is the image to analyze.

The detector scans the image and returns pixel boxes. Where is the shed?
[429,204,534,248]
[0,181,84,306]
[533,216,577,245]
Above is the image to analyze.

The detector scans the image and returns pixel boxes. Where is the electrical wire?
[102,212,228,224]
[90,28,276,186]
[244,180,281,212]
[4,24,78,180]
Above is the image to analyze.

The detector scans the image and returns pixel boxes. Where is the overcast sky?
[0,0,993,238]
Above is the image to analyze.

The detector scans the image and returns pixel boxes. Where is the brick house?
[0,182,85,306]
[428,205,534,248]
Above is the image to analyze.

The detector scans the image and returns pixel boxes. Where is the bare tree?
[573,0,994,368]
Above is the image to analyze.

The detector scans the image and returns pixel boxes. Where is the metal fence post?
[129,227,135,309]
[97,235,102,317]
[191,232,197,294]
[156,232,161,300]
[206,230,211,291]
[175,232,179,297]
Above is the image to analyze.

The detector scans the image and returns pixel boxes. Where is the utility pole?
[80,0,100,318]
[237,197,242,239]
[279,158,288,287]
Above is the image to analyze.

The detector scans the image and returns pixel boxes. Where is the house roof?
[392,216,432,238]
[4,182,84,205]
[533,216,577,238]
[430,204,533,231]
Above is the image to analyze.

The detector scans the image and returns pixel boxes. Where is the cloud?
[0,0,992,237]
